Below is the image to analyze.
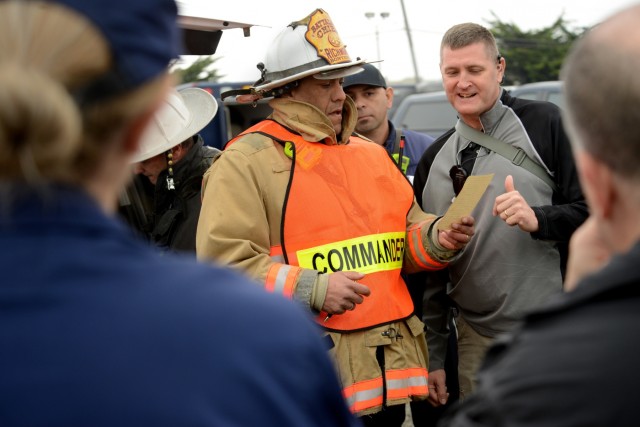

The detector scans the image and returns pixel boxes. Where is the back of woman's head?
[0,0,178,185]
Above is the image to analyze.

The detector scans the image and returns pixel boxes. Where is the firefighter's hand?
[438,216,475,250]
[427,369,449,406]
[323,271,370,315]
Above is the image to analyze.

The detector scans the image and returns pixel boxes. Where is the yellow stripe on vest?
[296,232,405,274]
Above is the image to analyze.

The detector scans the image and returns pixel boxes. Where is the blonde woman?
[0,1,358,426]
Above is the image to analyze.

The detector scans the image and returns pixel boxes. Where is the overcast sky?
[177,0,638,85]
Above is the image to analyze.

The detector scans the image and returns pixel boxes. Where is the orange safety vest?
[229,120,444,330]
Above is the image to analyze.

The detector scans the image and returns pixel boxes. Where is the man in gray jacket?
[412,22,588,404]
[441,5,640,425]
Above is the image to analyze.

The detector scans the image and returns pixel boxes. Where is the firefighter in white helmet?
[120,88,220,253]
[196,9,475,425]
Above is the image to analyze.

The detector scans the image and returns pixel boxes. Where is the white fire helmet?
[131,88,217,163]
[250,9,365,98]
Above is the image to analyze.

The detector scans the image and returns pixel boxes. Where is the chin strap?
[220,87,255,101]
[220,62,300,103]
[221,62,267,102]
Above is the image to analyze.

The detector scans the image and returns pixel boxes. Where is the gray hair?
[561,6,640,180]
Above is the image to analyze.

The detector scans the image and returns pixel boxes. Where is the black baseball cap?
[343,63,387,89]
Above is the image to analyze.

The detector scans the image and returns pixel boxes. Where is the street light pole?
[364,11,389,74]
[399,0,420,84]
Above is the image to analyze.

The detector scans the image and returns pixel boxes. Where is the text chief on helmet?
[223,9,366,102]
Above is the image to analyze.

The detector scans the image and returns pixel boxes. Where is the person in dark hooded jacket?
[124,87,220,253]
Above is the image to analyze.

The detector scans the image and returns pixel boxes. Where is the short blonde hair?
[440,23,500,62]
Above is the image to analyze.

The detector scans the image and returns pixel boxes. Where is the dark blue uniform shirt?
[0,185,360,427]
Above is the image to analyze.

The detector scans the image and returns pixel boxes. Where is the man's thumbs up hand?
[504,174,516,193]
[493,175,539,232]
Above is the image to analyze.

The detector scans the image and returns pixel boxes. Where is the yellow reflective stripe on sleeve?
[265,263,298,298]
[296,232,405,274]
[407,225,444,270]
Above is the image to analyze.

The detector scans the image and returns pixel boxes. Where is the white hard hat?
[252,9,365,97]
[131,87,218,163]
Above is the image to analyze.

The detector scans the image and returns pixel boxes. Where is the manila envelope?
[438,174,493,231]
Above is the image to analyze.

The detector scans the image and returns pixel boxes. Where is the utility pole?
[364,11,390,74]
[399,0,421,84]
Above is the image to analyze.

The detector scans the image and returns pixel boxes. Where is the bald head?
[561,4,640,180]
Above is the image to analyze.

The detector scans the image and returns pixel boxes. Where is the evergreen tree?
[488,14,586,85]
[171,56,223,84]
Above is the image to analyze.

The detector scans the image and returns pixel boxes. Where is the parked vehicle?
[178,14,256,56]
[391,82,565,140]
[176,16,272,150]
[187,81,429,150]
[390,91,458,139]
[387,83,419,118]
[177,81,272,150]
[120,17,265,230]
[509,81,563,108]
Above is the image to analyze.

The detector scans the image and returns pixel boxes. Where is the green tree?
[487,13,587,85]
[171,56,223,84]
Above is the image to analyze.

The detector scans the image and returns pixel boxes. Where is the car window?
[547,92,564,109]
[510,81,564,108]
[390,85,418,117]
[396,99,458,138]
[512,91,538,101]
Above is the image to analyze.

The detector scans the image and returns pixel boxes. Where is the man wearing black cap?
[345,64,442,426]
[343,63,434,183]
[0,1,362,426]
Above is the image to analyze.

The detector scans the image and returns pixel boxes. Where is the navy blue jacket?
[0,185,359,427]
[441,241,640,426]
